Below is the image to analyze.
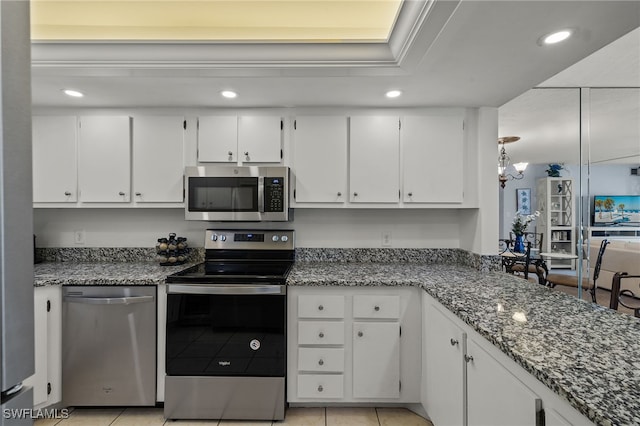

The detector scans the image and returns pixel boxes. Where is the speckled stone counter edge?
[36,247,501,272]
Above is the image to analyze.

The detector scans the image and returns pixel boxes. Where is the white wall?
[33,208,464,249]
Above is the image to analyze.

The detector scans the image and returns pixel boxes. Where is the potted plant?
[512,210,540,252]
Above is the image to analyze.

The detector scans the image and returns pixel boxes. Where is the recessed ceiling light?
[221,90,237,99]
[386,90,402,98]
[540,30,572,45]
[62,89,84,98]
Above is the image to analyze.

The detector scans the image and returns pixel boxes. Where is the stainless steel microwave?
[185,166,290,221]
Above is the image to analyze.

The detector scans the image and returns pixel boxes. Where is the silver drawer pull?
[318,359,324,366]
[228,151,233,156]
[317,385,323,392]
[374,306,380,311]
[358,331,363,337]
[64,191,72,196]
[118,191,125,196]
[318,305,324,311]
[450,338,459,346]
[464,355,474,363]
[318,332,324,338]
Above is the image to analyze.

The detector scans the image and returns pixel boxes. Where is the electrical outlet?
[74,230,85,245]
[381,231,392,247]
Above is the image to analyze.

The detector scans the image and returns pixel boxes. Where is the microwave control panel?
[264,177,285,212]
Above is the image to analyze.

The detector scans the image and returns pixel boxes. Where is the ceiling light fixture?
[221,90,237,99]
[386,90,402,98]
[498,136,528,188]
[540,29,572,45]
[62,89,84,98]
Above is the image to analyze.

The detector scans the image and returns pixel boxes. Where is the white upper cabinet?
[198,115,282,164]
[197,116,238,162]
[292,116,347,203]
[78,116,131,202]
[32,116,78,202]
[349,116,400,203]
[238,116,282,163]
[402,114,464,203]
[133,116,185,203]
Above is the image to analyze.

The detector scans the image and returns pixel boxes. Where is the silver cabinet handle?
[318,332,324,338]
[408,192,413,197]
[318,305,324,311]
[358,331,363,337]
[464,354,474,363]
[353,192,358,197]
[64,295,154,305]
[64,191,72,196]
[317,385,323,392]
[228,151,233,156]
[337,192,342,197]
[244,151,249,156]
[450,338,459,346]
[374,306,380,311]
[135,192,141,196]
[119,192,125,196]
[318,359,324,366]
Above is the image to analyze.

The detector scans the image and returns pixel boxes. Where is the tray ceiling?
[31,0,403,42]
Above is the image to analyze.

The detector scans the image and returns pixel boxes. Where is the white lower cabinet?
[422,293,594,426]
[466,337,539,426]
[24,286,62,408]
[352,321,400,398]
[288,286,421,404]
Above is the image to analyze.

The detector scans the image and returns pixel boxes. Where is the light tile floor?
[35,407,434,426]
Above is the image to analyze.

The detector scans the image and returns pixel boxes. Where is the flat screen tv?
[593,195,640,225]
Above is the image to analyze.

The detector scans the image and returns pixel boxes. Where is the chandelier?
[498,136,528,188]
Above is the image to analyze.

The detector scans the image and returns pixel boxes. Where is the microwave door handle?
[258,176,265,213]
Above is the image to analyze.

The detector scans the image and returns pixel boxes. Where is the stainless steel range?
[164,229,294,421]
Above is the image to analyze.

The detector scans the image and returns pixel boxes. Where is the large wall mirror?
[498,87,640,308]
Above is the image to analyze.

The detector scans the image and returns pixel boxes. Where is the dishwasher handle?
[64,295,155,305]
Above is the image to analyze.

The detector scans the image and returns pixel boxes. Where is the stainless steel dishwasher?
[62,286,156,406]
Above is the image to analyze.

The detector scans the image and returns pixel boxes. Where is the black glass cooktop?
[166,260,293,284]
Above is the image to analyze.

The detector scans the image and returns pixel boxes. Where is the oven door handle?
[167,284,285,295]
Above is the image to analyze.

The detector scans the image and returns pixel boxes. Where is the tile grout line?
[375,407,381,426]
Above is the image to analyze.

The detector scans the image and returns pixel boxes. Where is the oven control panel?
[205,229,294,250]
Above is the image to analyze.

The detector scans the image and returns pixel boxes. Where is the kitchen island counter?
[34,261,194,286]
[288,261,640,426]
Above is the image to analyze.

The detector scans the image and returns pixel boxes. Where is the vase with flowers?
[512,210,540,252]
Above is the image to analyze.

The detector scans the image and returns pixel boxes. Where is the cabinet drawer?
[297,374,344,399]
[298,321,345,345]
[298,295,345,319]
[298,348,345,373]
[353,295,400,319]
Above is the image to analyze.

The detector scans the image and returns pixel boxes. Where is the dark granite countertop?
[288,262,640,426]
[34,261,194,286]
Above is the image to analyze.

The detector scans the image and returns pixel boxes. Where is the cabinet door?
[424,304,465,426]
[32,116,77,202]
[238,116,282,163]
[349,116,400,203]
[133,116,185,202]
[293,116,347,203]
[466,337,539,426]
[24,286,62,408]
[402,115,464,203]
[25,288,49,406]
[352,322,400,398]
[78,116,131,202]
[198,116,238,162]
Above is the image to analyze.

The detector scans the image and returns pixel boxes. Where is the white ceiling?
[499,27,640,166]
[31,1,640,110]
